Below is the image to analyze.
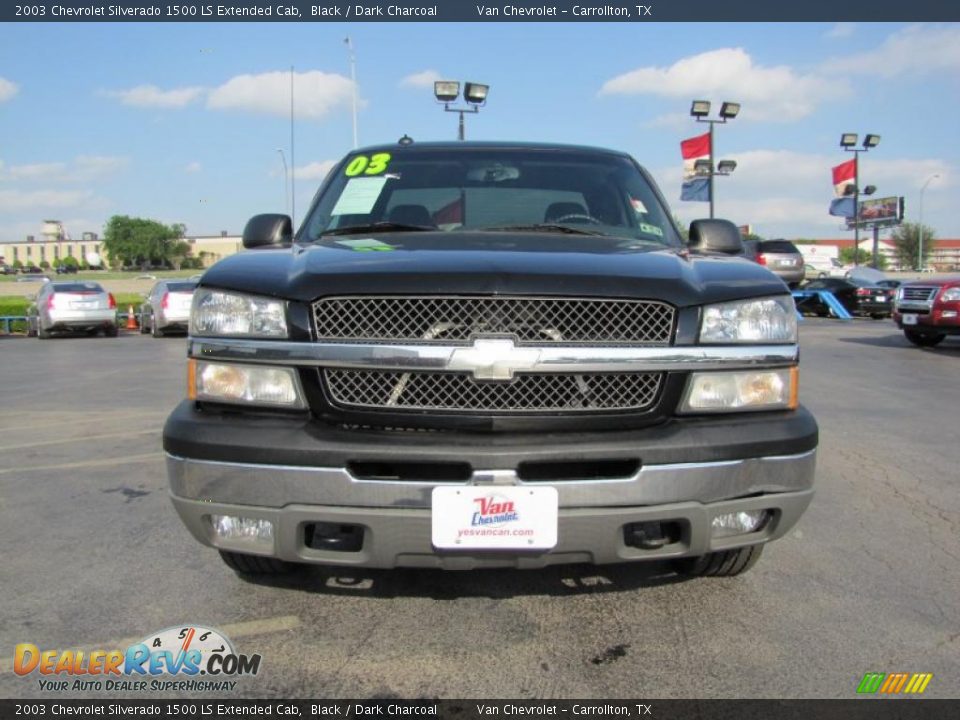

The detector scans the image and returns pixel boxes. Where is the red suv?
[893,276,960,347]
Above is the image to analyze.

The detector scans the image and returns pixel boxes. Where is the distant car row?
[1,263,77,275]
[25,279,198,339]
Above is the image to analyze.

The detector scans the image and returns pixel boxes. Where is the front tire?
[904,330,945,347]
[218,551,300,576]
[673,545,764,578]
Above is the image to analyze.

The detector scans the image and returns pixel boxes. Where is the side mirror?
[687,219,744,255]
[242,214,293,249]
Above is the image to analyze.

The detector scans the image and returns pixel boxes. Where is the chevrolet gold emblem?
[447,338,541,381]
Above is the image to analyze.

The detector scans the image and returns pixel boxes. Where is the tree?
[890,222,935,271]
[839,247,871,266]
[101,215,187,269]
[168,240,191,271]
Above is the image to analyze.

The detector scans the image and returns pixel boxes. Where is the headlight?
[189,359,305,408]
[190,288,287,338]
[679,368,798,413]
[700,296,797,344]
[940,287,960,302]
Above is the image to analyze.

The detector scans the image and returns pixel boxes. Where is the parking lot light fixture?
[841,131,880,267]
[433,81,460,103]
[691,99,740,218]
[719,102,741,119]
[464,82,489,105]
[435,80,489,141]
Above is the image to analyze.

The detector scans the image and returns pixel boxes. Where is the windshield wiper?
[480,223,608,236]
[321,222,435,237]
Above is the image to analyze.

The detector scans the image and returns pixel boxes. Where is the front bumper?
[165,404,817,569]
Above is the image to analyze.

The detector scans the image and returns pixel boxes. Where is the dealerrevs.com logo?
[14,625,260,692]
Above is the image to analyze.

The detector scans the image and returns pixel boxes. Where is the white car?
[804,256,852,279]
[28,281,118,338]
[139,279,198,337]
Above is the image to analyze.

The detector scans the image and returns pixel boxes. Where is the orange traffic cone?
[126,305,138,330]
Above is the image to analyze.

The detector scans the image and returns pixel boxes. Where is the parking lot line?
[0,453,162,475]
[0,615,301,674]
[0,429,161,452]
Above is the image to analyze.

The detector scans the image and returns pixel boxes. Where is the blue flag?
[829,197,855,218]
[681,177,711,202]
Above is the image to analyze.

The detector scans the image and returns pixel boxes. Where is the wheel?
[673,545,764,578]
[139,312,149,334]
[904,330,945,347]
[218,550,300,576]
[870,313,888,320]
[551,213,603,225]
[37,324,51,339]
[104,325,119,337]
[151,321,165,338]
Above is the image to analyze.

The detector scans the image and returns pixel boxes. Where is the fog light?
[191,359,305,408]
[210,514,275,552]
[711,510,770,538]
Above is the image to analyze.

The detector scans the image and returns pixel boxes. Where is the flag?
[680,132,711,203]
[832,158,856,197]
[829,197,856,218]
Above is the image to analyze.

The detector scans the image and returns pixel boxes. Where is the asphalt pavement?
[0,322,957,699]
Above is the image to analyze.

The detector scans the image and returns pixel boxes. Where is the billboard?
[846,196,903,228]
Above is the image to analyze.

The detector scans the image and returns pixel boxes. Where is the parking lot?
[0,320,957,699]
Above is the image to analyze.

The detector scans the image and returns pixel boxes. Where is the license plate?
[431,486,558,550]
[71,301,96,309]
[902,314,918,325]
[875,296,887,302]
[778,260,795,267]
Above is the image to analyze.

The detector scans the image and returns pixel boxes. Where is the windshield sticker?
[344,152,392,177]
[333,238,395,252]
[630,198,648,214]
[331,177,389,215]
[639,223,664,237]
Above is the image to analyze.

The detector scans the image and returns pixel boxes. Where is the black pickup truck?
[163,141,817,579]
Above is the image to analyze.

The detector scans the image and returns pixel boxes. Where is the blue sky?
[1,21,957,242]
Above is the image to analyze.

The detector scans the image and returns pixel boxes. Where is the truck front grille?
[324,369,663,413]
[899,286,938,304]
[312,296,675,345]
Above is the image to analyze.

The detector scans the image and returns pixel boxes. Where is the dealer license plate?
[431,486,558,550]
[902,314,918,325]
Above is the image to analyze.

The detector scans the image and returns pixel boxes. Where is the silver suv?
[744,239,804,288]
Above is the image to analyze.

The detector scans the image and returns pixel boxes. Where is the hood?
[200,231,788,308]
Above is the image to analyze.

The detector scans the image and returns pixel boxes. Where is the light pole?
[690,100,740,219]
[918,173,939,272]
[344,36,358,149]
[434,81,489,141]
[839,133,880,266]
[276,148,289,216]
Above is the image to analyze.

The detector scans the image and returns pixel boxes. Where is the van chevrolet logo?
[447,338,541,380]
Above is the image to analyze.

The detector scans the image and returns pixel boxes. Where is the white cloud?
[600,47,846,121]
[293,160,337,181]
[0,76,18,103]
[824,23,856,39]
[104,84,205,108]
[400,70,443,88]
[0,162,67,181]
[207,70,354,121]
[185,161,202,174]
[0,189,94,212]
[822,24,960,77]
[0,156,128,183]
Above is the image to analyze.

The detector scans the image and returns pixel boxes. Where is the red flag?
[832,159,856,197]
[680,132,711,160]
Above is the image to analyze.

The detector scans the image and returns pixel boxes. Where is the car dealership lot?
[0,323,957,699]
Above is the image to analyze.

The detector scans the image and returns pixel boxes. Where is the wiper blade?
[322,222,435,236]
[481,223,608,236]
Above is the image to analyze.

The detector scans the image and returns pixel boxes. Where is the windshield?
[300,147,681,247]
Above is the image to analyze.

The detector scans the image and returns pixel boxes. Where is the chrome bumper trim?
[166,449,816,510]
[189,338,799,374]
